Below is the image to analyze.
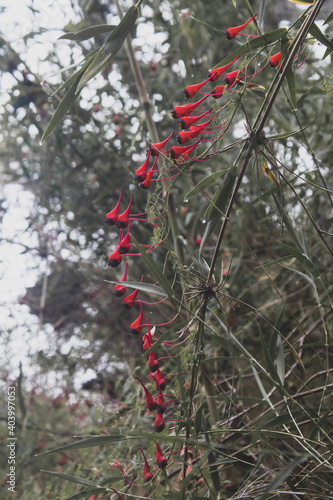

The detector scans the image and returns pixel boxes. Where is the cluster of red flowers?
[102,12,286,492]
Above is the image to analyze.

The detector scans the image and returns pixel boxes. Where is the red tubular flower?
[134,376,159,412]
[168,139,201,162]
[155,441,167,467]
[105,189,122,226]
[207,56,240,82]
[109,488,125,500]
[152,368,166,391]
[212,85,225,99]
[148,131,174,157]
[142,324,154,351]
[119,222,132,254]
[148,351,159,372]
[116,193,133,229]
[113,261,128,296]
[183,75,215,99]
[134,151,151,182]
[121,275,144,309]
[225,13,257,40]
[178,108,211,130]
[157,386,167,414]
[139,156,158,190]
[108,245,122,268]
[270,52,282,68]
[154,412,166,433]
[130,302,144,335]
[171,94,209,119]
[139,447,154,483]
[176,119,213,145]
[224,67,245,85]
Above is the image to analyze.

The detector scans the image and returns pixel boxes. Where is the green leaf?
[184,170,226,201]
[64,488,108,500]
[324,11,333,25]
[130,234,175,298]
[105,280,167,297]
[59,24,116,41]
[211,28,287,69]
[52,51,99,96]
[287,0,314,4]
[258,456,308,500]
[278,241,320,278]
[271,192,304,253]
[252,366,273,407]
[258,324,281,386]
[41,76,82,142]
[41,471,97,487]
[285,65,297,109]
[37,434,128,455]
[276,334,285,386]
[200,166,237,256]
[76,5,139,93]
[309,23,333,52]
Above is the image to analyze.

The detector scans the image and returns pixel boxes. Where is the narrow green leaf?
[309,23,333,52]
[232,0,236,6]
[104,280,167,297]
[77,5,138,93]
[324,11,333,25]
[202,414,221,492]
[52,51,99,96]
[276,334,285,385]
[41,471,97,487]
[258,324,281,386]
[258,456,308,500]
[211,28,287,69]
[59,24,116,41]
[266,114,319,140]
[130,234,175,298]
[285,65,297,109]
[184,170,226,201]
[65,488,108,500]
[200,166,237,256]
[271,192,304,253]
[41,77,81,142]
[194,405,204,434]
[287,0,314,4]
[37,434,128,455]
[252,367,272,407]
[278,241,320,278]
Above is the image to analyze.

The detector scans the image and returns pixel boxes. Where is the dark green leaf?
[59,24,116,41]
[324,11,333,25]
[309,23,333,52]
[105,280,167,297]
[41,77,82,142]
[77,5,139,93]
[278,241,320,278]
[130,234,175,298]
[41,471,97,487]
[64,487,108,500]
[184,170,226,201]
[258,456,308,500]
[272,192,304,253]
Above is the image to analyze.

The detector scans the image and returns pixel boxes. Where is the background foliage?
[0,0,332,498]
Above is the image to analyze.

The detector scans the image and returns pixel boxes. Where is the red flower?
[108,245,122,268]
[212,85,225,99]
[116,193,133,229]
[155,441,168,468]
[224,67,245,85]
[183,75,215,99]
[154,412,166,432]
[148,351,159,372]
[139,447,154,483]
[176,118,213,145]
[225,13,257,40]
[113,262,128,297]
[152,368,166,391]
[121,276,144,309]
[157,386,167,414]
[130,302,144,335]
[178,109,211,130]
[134,151,151,182]
[142,325,154,351]
[139,156,158,190]
[269,52,282,68]
[148,131,174,157]
[168,139,201,162]
[207,56,240,82]
[105,189,122,226]
[171,94,209,119]
[135,376,158,412]
[119,223,132,254]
